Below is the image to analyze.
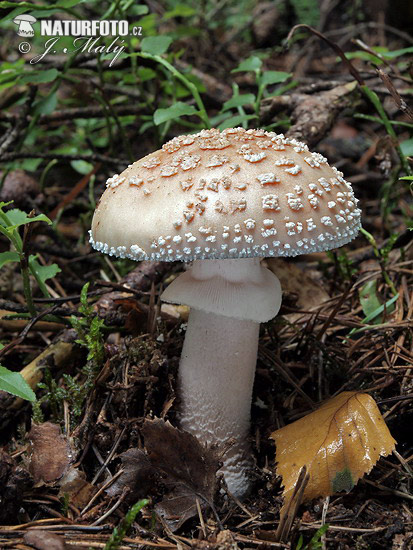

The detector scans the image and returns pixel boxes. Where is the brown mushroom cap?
[90,128,361,261]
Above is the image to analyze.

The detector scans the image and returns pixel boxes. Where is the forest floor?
[0,2,412,549]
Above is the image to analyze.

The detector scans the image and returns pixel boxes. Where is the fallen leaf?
[107,419,220,531]
[29,422,73,486]
[271,392,396,510]
[143,418,220,531]
[359,280,383,322]
[24,529,66,550]
[0,450,31,523]
[0,170,40,208]
[58,466,96,509]
[266,259,330,321]
[106,448,154,500]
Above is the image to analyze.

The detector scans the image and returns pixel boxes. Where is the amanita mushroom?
[90,128,361,496]
[13,14,36,37]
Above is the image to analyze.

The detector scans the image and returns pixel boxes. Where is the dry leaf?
[143,418,220,531]
[0,450,31,523]
[24,529,66,550]
[106,448,154,500]
[107,419,220,531]
[29,422,73,486]
[266,259,329,321]
[271,392,396,509]
[58,466,96,509]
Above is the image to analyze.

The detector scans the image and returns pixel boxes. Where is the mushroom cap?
[13,14,36,22]
[90,128,361,262]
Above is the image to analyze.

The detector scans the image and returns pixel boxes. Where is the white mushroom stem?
[178,308,259,495]
[161,257,282,496]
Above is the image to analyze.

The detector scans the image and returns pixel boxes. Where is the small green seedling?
[295,524,329,550]
[0,203,62,402]
[0,201,61,316]
[104,499,149,550]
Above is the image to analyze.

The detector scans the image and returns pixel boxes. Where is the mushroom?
[13,14,36,37]
[90,128,361,497]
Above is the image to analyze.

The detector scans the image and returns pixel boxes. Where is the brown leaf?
[24,529,66,550]
[0,450,31,523]
[29,422,73,486]
[271,392,396,510]
[107,420,220,530]
[58,466,96,509]
[143,418,220,531]
[266,259,330,321]
[106,448,154,500]
[0,170,40,208]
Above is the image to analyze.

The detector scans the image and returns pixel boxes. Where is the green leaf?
[0,251,19,269]
[222,93,256,112]
[136,67,156,82]
[400,138,413,156]
[232,56,262,73]
[154,102,197,125]
[0,365,36,402]
[20,69,59,84]
[164,4,196,18]
[381,46,413,59]
[290,0,320,27]
[344,51,384,64]
[70,159,93,175]
[0,0,82,8]
[260,70,291,87]
[34,91,58,116]
[217,114,256,130]
[57,0,85,6]
[141,36,172,55]
[359,280,382,322]
[29,256,61,286]
[0,208,52,230]
[347,293,399,338]
[130,5,149,15]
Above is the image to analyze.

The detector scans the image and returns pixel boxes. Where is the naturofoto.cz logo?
[13,16,143,66]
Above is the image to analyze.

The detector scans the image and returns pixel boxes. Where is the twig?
[49,164,101,219]
[0,151,126,169]
[0,304,60,360]
[286,24,364,85]
[376,68,413,122]
[91,427,126,485]
[90,489,128,526]
[0,105,143,125]
[276,466,310,542]
[0,87,37,155]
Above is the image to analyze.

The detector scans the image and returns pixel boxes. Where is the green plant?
[104,499,149,550]
[0,346,36,402]
[361,228,398,295]
[35,283,106,424]
[0,202,61,316]
[290,0,320,28]
[0,203,60,401]
[325,249,356,281]
[229,55,293,125]
[65,282,106,421]
[295,524,329,550]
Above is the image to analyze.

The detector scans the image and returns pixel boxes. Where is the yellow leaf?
[271,392,396,509]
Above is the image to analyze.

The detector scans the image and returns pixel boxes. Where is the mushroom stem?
[178,307,259,495]
[162,257,282,496]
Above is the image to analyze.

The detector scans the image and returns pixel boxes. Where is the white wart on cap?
[90,128,361,261]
